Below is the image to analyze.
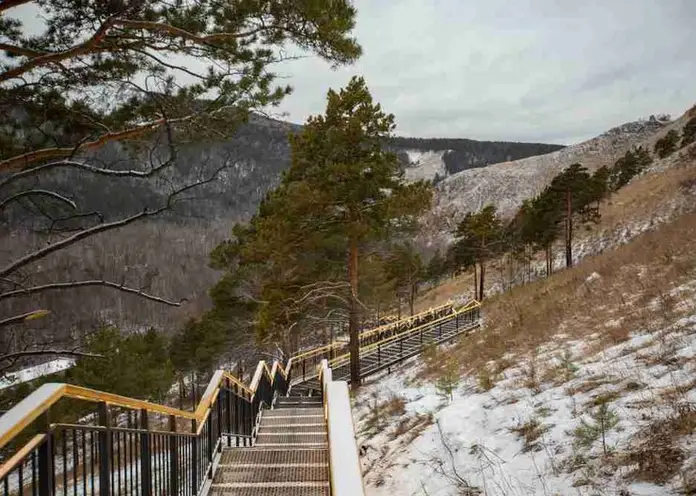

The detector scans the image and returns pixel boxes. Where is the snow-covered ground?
[353,311,696,495]
[0,358,75,390]
[403,149,449,183]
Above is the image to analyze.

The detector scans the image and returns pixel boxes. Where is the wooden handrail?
[290,301,456,362]
[0,358,292,452]
[329,300,481,368]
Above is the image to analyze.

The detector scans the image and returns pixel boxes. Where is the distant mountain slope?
[433,116,672,225]
[390,137,564,182]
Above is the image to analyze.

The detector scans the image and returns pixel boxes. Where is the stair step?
[264,408,324,417]
[213,464,329,484]
[256,432,327,445]
[219,449,328,465]
[260,424,325,433]
[261,416,325,426]
[208,482,329,496]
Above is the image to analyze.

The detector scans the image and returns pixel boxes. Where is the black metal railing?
[0,362,290,496]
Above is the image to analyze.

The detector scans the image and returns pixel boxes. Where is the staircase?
[209,391,329,495]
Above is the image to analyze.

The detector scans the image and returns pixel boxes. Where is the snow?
[403,149,449,183]
[352,313,696,495]
[0,358,75,390]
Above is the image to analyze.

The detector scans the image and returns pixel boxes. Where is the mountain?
[0,114,564,339]
[420,115,677,248]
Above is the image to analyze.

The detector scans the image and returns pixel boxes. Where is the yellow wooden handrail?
[329,300,481,368]
[0,358,293,453]
[290,301,455,363]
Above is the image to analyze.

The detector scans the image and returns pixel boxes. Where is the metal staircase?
[0,300,481,496]
[209,394,329,495]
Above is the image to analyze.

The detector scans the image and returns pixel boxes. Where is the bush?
[681,116,696,148]
[654,130,680,158]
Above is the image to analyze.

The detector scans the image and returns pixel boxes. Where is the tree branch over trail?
[0,280,182,306]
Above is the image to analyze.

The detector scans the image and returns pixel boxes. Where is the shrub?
[654,130,680,158]
[681,116,696,148]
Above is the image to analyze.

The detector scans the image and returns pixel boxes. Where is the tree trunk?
[565,190,573,268]
[409,280,416,316]
[473,263,478,300]
[546,246,553,277]
[348,235,361,390]
[479,262,485,300]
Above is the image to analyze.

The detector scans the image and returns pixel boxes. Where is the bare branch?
[1,160,230,278]
[0,104,238,173]
[0,350,104,361]
[0,189,77,211]
[0,159,169,190]
[0,209,162,278]
[0,280,182,306]
[0,310,50,328]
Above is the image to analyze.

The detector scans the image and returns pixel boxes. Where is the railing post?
[233,384,241,446]
[456,312,459,329]
[438,321,442,339]
[191,419,198,493]
[207,409,214,478]
[37,410,53,496]
[226,379,233,447]
[400,337,403,357]
[169,415,179,496]
[217,389,223,453]
[140,409,152,496]
[302,360,306,381]
[377,344,381,366]
[97,402,111,496]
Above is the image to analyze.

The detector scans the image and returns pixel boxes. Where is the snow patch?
[403,149,449,182]
[0,358,75,390]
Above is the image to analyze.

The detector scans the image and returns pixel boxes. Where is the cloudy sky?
[271,0,696,145]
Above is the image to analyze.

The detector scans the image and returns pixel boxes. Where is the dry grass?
[509,418,549,453]
[443,208,696,374]
[390,413,434,443]
[624,404,696,485]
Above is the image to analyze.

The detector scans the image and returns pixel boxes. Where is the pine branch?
[0,17,117,84]
[0,280,182,306]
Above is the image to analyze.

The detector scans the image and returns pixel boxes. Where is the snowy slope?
[403,149,449,182]
[434,118,668,220]
[0,358,75,390]
[353,306,696,495]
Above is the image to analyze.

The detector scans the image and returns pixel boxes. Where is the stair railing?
[0,359,292,496]
[329,300,482,373]
[318,360,365,496]
[288,300,461,385]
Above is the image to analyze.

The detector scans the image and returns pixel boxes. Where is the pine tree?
[208,77,432,386]
[283,77,432,386]
[0,0,362,369]
[384,243,424,316]
[453,205,504,300]
[547,163,600,268]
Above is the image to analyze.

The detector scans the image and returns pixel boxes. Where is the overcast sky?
[270,0,696,145]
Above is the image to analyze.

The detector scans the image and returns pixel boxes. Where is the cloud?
[272,0,696,144]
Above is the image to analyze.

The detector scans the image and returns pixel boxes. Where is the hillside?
[0,114,561,346]
[353,130,696,495]
[430,115,674,235]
